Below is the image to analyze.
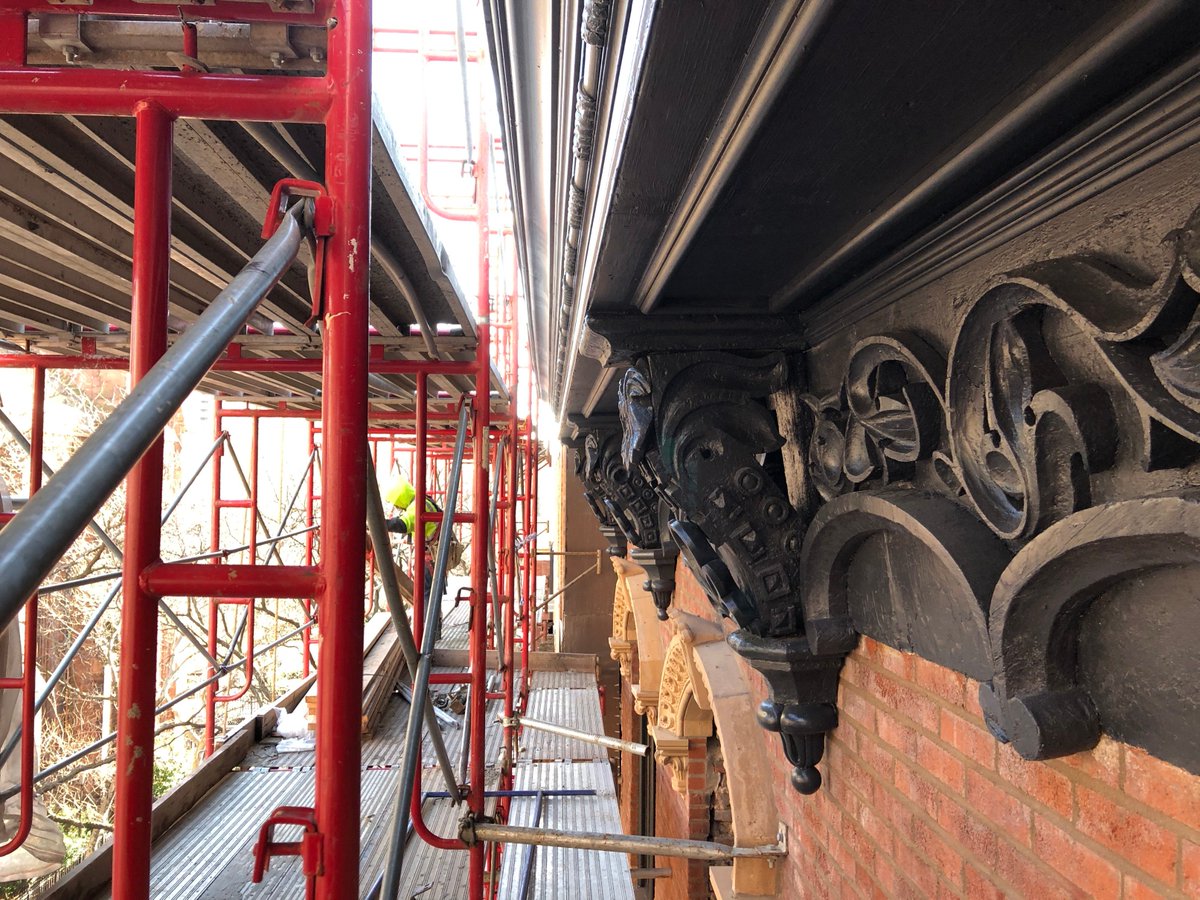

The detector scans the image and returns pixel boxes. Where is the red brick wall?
[648,564,1200,899]
[651,738,711,900]
[619,679,642,838]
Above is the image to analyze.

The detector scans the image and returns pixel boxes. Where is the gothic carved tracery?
[798,209,1200,773]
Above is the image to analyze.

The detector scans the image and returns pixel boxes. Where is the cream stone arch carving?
[693,633,782,898]
[652,614,719,793]
[608,557,638,681]
[624,559,666,724]
[648,612,782,898]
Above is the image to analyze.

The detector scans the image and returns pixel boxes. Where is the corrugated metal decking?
[87,635,631,898]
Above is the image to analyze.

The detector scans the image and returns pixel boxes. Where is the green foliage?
[152,757,184,800]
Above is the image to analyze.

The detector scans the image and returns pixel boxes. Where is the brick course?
[619,563,1200,899]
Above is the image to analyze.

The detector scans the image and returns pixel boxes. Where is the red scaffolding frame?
[0,1,543,897]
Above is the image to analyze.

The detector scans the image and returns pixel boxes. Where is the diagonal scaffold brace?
[0,202,316,635]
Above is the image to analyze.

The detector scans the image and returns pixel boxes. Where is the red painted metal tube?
[0,68,330,121]
[417,27,477,223]
[0,355,477,375]
[313,0,371,894]
[428,672,471,685]
[0,367,43,857]
[212,600,255,703]
[468,118,492,900]
[413,372,428,635]
[0,1,334,25]
[111,101,173,900]
[0,11,24,67]
[501,415,518,766]
[143,563,321,598]
[409,786,463,850]
[204,408,225,756]
[302,419,317,678]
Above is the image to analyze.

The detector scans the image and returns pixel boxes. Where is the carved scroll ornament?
[795,206,1200,773]
[805,207,1200,543]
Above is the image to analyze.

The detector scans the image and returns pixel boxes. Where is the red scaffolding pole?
[0,2,545,896]
[111,100,173,900]
[312,0,372,895]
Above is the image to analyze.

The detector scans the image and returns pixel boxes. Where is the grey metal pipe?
[381,401,470,899]
[517,790,545,900]
[487,435,504,669]
[506,714,648,757]
[452,0,474,165]
[0,209,307,636]
[12,427,227,669]
[240,121,443,361]
[0,424,241,768]
[365,453,460,797]
[161,431,228,525]
[458,681,472,786]
[467,822,787,862]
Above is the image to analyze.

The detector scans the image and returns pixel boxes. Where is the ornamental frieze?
[579,202,1200,790]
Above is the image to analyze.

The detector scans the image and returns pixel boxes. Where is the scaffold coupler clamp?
[457,810,496,847]
[252,805,323,883]
[262,179,333,326]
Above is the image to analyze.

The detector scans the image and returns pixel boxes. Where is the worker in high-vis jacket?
[384,477,442,618]
[383,479,440,540]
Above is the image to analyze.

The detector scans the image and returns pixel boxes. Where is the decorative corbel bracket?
[652,727,691,793]
[593,312,842,793]
[566,413,678,615]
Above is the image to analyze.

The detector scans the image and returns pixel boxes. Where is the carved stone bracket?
[586,204,1200,786]
[800,489,1010,679]
[652,727,690,793]
[629,544,678,620]
[610,342,842,793]
[790,206,1200,775]
[632,683,659,726]
[727,630,840,794]
[566,415,679,613]
[980,493,1200,767]
[619,352,804,636]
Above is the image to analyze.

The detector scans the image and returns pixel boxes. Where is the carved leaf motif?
[948,277,1139,540]
[1152,316,1200,415]
[804,334,947,499]
[844,334,947,468]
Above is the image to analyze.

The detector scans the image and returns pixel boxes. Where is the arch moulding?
[652,612,782,898]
